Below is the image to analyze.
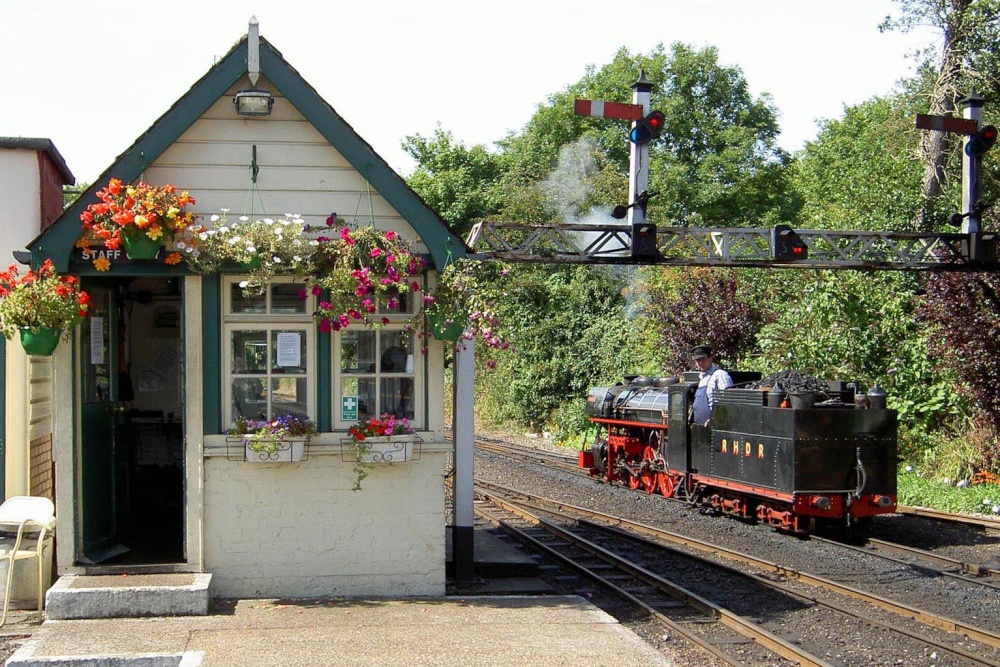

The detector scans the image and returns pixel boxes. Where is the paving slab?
[7,596,676,667]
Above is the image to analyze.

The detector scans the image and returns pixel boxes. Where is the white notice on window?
[276,332,301,367]
[90,317,104,365]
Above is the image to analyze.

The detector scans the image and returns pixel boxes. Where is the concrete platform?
[447,526,553,595]
[6,596,675,667]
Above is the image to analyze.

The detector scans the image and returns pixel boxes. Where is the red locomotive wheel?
[658,472,677,498]
[627,472,642,490]
[640,446,658,493]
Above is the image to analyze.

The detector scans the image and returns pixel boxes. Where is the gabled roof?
[30,35,468,272]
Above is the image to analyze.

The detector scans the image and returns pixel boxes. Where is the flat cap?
[691,345,712,359]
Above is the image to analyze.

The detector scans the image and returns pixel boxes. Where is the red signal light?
[629,110,665,145]
[967,125,998,157]
[772,225,809,261]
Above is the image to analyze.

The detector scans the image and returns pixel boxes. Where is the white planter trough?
[343,436,420,463]
[231,438,308,462]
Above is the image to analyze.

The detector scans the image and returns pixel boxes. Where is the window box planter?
[227,437,309,462]
[340,436,422,464]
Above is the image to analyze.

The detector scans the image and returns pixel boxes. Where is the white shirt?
[700,364,733,409]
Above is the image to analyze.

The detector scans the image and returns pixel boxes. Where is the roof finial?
[248,16,260,86]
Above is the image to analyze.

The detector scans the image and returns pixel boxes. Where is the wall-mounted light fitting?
[234,89,273,116]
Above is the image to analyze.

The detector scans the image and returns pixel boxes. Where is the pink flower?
[312,284,323,296]
[326,213,338,227]
[297,289,307,300]
[319,318,331,333]
[319,301,332,311]
[339,314,351,328]
[385,230,396,241]
[381,317,390,324]
[411,281,420,292]
[487,359,497,369]
[348,309,362,320]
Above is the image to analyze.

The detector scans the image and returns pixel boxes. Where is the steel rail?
[897,505,1000,534]
[476,489,834,667]
[814,535,1000,585]
[475,477,1000,653]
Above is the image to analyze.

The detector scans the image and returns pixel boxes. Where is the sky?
[1,1,937,185]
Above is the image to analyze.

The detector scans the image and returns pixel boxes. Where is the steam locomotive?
[581,372,898,535]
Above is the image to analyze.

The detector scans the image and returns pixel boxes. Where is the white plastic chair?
[0,496,55,626]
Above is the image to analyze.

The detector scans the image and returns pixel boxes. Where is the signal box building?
[25,25,467,598]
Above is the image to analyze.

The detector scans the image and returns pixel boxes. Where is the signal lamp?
[966,125,998,157]
[629,110,666,145]
[771,224,809,261]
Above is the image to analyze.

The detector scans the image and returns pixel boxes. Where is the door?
[78,283,125,563]
[78,277,187,566]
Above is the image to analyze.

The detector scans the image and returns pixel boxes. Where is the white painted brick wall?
[203,452,446,598]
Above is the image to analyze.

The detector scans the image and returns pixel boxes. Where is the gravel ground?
[472,429,1000,666]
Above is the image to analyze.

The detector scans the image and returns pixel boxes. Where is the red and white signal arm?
[574,99,644,121]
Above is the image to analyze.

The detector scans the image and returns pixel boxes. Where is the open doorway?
[78,277,185,567]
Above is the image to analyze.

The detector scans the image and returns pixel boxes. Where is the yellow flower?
[166,207,179,220]
[93,257,111,272]
[146,226,164,241]
[134,214,149,228]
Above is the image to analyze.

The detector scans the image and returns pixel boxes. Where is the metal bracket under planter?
[340,436,423,464]
[227,437,310,462]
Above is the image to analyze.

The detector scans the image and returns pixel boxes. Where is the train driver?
[691,345,733,426]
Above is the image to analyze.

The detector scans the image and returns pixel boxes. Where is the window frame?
[332,324,422,431]
[221,277,317,429]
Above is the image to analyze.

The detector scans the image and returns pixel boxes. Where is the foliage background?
[403,0,1000,498]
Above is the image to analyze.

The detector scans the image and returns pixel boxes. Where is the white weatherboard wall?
[203,449,448,598]
[149,74,428,254]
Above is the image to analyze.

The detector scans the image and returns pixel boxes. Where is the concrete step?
[44,574,212,620]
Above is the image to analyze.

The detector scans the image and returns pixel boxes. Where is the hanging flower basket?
[183,211,314,295]
[19,327,61,356]
[122,233,162,260]
[79,177,195,270]
[427,313,465,342]
[0,261,89,353]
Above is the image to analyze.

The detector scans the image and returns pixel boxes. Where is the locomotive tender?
[581,373,898,534]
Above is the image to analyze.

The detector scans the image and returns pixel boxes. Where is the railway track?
[475,435,1000,573]
[474,478,1000,667]
[475,483,826,667]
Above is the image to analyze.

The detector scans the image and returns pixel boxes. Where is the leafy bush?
[475,264,645,430]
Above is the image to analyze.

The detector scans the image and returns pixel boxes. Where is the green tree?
[499,43,800,227]
[402,128,506,237]
[880,0,1000,226]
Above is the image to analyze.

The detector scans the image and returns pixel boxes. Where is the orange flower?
[81,178,196,268]
[164,252,182,265]
[93,257,111,272]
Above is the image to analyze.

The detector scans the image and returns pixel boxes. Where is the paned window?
[223,279,315,427]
